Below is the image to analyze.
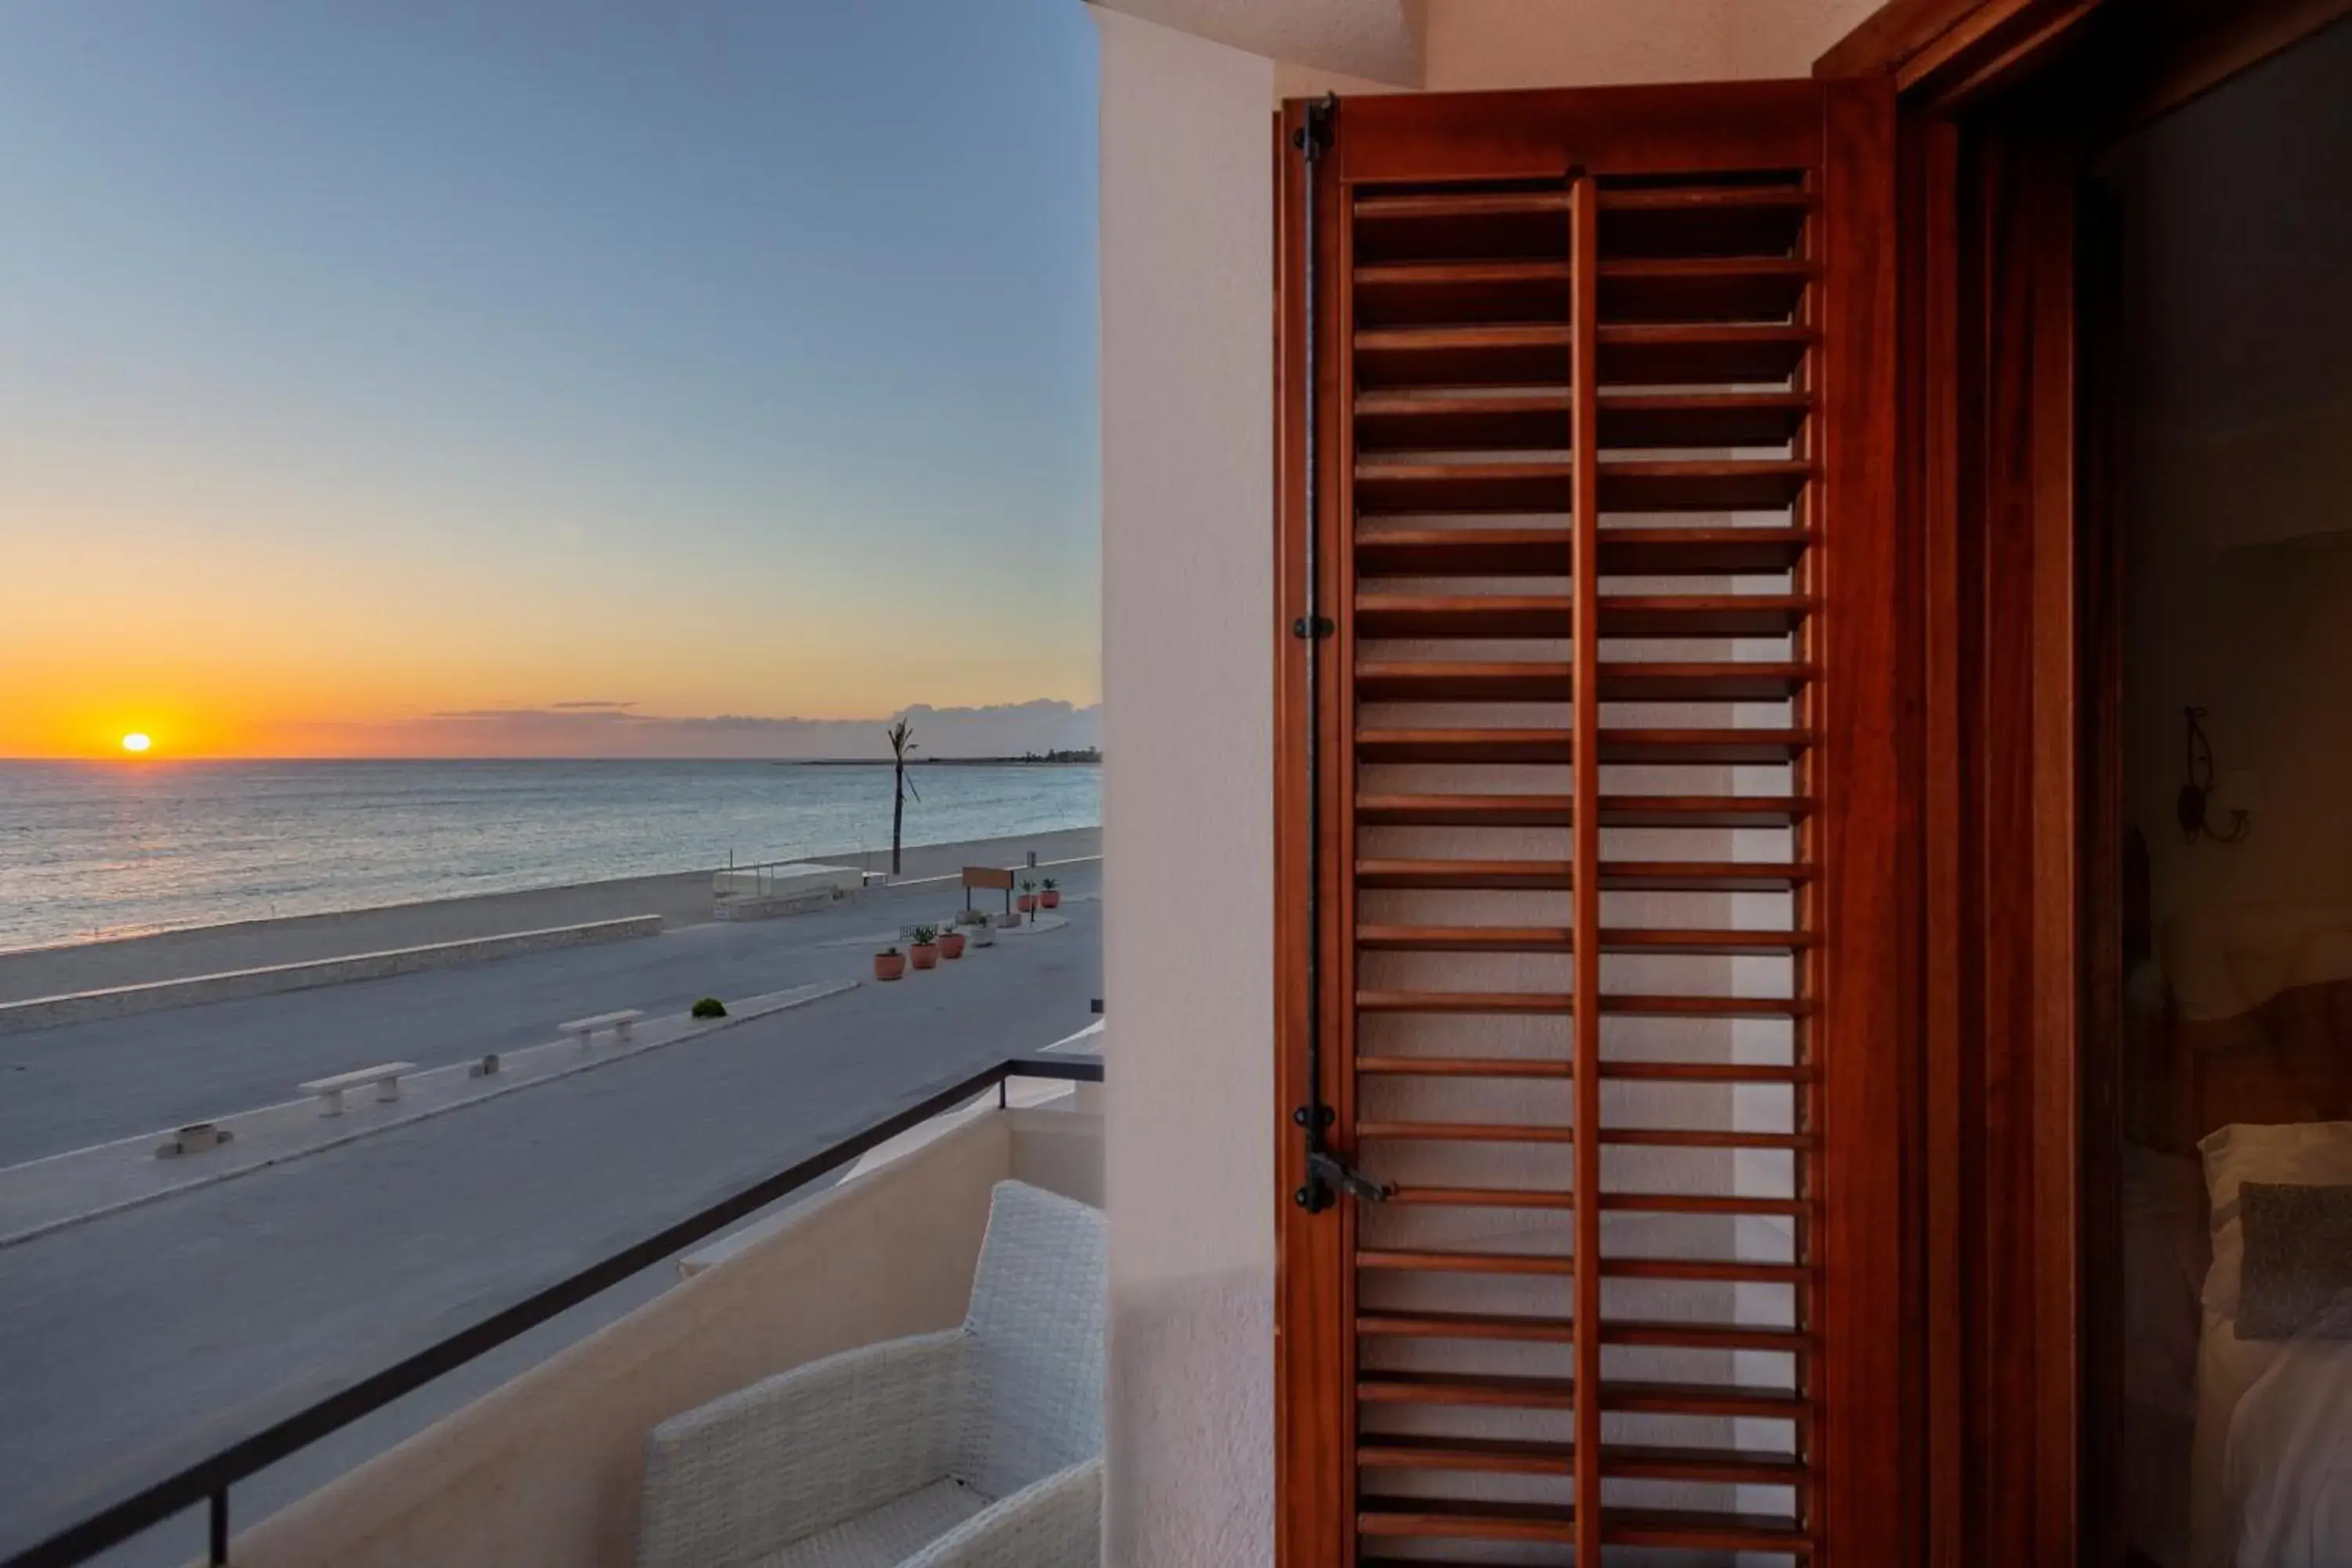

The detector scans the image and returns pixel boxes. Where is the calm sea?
[0,760,1101,952]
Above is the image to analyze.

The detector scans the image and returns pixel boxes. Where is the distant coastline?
[779,750,1100,768]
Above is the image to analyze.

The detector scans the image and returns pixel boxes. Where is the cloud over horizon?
[274,699,1102,760]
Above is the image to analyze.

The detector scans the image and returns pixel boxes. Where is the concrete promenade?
[0,855,1101,1566]
[0,826,1101,1004]
[0,832,1098,1163]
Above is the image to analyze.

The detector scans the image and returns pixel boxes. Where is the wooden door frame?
[1821,1,2352,1562]
[1271,6,2350,1558]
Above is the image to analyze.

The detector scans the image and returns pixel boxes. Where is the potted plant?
[938,926,966,960]
[873,946,906,982]
[956,907,995,948]
[1017,879,1038,915]
[909,925,941,970]
[1039,877,1062,910]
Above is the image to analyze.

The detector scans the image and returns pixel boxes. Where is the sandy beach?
[0,826,1100,1005]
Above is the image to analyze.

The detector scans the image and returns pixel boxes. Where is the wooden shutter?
[1274,80,1904,1566]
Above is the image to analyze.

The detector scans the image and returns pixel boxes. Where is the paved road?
[0,886,1100,1565]
[0,861,1099,1163]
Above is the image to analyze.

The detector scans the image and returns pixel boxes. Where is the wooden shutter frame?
[1274,77,1905,1567]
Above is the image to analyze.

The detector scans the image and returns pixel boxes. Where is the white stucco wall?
[1094,3,1877,1563]
[1096,12,1279,1568]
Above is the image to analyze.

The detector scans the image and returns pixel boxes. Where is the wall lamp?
[2177,706,2260,844]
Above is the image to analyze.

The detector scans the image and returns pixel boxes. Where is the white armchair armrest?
[640,1330,971,1568]
[899,1457,1102,1568]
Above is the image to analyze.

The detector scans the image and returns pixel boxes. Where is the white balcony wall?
[220,1109,1100,1568]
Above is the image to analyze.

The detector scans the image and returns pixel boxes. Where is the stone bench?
[561,1009,644,1050]
[299,1062,416,1117]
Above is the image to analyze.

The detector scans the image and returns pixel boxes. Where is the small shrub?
[691,996,727,1019]
[909,924,940,946]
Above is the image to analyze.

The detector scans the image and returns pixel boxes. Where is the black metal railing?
[3,1054,1104,1568]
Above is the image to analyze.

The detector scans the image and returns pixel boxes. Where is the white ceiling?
[1088,0,1425,85]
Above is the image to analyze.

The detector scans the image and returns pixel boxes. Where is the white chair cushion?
[751,1479,989,1568]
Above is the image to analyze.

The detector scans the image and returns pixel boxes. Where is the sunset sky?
[0,1,1101,759]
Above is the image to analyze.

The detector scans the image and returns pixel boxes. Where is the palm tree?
[887,717,919,876]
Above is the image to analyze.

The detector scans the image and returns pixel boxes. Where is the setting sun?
[120,732,151,754]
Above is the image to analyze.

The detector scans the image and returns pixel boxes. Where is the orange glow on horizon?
[1,675,1103,760]
[2,518,1100,760]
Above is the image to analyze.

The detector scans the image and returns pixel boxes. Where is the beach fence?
[709,860,863,921]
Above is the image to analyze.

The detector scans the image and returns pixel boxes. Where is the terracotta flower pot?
[1040,890,1062,909]
[910,942,939,971]
[939,931,966,960]
[873,951,906,982]
[1018,895,1036,914]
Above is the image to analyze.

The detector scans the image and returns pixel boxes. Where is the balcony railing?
[3,1055,1105,1568]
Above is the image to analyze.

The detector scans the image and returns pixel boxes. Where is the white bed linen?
[2193,1313,2352,1567]
[2190,1122,2352,1566]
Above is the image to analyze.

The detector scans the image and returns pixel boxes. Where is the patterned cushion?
[2238,1181,2352,1339]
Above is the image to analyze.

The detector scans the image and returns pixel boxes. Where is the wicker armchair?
[639,1181,1104,1568]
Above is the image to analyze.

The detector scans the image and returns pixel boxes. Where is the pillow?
[2198,1121,2352,1319]
[2237,1181,2352,1339]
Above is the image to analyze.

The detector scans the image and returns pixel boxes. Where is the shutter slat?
[1356,728,1815,765]
[1355,389,1811,451]
[1352,457,1813,514]
[1355,792,1814,827]
[1598,256,1813,322]
[1357,1250,1811,1282]
[1345,319,1816,387]
[1356,659,1818,704]
[1360,1432,1807,1484]
[1356,925,1814,954]
[1357,1308,1813,1345]
[1354,858,1811,891]
[1357,1371,1809,1419]
[1356,1497,1581,1543]
[1359,1054,1812,1080]
[1597,322,1813,384]
[1595,182,1814,259]
[1376,1189,1812,1218]
[1359,1515,1813,1554]
[1356,1125,1817,1150]
[1355,324,1573,388]
[1355,593,1815,639]
[1354,259,1571,327]
[1356,528,1814,579]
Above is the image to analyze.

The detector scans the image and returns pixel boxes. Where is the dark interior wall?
[2106,19,2352,931]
